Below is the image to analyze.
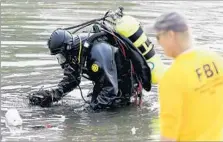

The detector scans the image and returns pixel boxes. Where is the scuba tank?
[114,15,166,84]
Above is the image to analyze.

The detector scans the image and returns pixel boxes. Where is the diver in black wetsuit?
[28,28,152,111]
[28,7,155,111]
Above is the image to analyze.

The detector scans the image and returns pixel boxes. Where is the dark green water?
[1,0,223,141]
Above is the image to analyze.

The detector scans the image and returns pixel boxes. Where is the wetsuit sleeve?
[52,63,81,100]
[89,42,119,110]
[158,70,183,139]
[29,63,81,107]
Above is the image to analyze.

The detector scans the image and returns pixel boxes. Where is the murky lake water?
[1,0,223,141]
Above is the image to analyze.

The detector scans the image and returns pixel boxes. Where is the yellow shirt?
[158,48,223,141]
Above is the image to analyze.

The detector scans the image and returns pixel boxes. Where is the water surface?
[1,1,223,141]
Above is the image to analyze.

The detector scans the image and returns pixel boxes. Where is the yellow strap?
[77,35,82,64]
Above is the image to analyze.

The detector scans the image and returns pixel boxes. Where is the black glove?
[84,102,102,113]
[84,105,95,113]
[29,89,61,107]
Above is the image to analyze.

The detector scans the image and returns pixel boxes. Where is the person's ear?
[167,30,176,41]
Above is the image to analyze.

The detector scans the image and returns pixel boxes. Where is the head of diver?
[47,29,83,68]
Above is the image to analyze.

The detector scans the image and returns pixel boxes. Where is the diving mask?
[55,53,66,65]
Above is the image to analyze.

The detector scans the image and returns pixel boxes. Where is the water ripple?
[1,0,223,141]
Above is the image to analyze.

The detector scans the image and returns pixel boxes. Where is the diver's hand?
[84,103,101,113]
[84,105,95,113]
[29,89,60,107]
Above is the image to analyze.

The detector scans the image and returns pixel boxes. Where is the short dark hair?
[153,12,188,33]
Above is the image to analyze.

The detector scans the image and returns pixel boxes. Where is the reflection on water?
[1,0,223,141]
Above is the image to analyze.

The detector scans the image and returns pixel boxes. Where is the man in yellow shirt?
[153,12,223,141]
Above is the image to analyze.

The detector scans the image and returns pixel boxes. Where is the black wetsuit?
[31,32,152,110]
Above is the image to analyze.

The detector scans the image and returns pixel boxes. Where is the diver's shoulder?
[91,42,112,51]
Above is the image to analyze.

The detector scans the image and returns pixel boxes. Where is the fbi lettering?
[196,62,219,81]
